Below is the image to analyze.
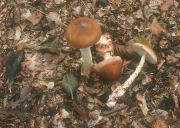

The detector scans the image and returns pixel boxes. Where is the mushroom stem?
[107,53,146,107]
[80,47,93,77]
[103,53,112,60]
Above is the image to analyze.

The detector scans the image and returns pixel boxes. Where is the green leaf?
[61,73,79,99]
[133,36,150,46]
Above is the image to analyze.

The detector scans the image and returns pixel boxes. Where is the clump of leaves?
[61,73,79,99]
[3,51,24,86]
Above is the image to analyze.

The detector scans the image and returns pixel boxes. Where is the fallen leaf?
[26,11,43,25]
[61,73,79,99]
[140,0,146,5]
[17,42,25,51]
[20,86,31,99]
[35,36,60,54]
[177,30,180,41]
[135,9,144,20]
[60,109,70,119]
[3,51,24,86]
[39,81,54,89]
[54,0,65,4]
[160,0,174,12]
[167,55,178,63]
[47,12,62,25]
[15,26,21,41]
[152,119,168,128]
[149,19,167,36]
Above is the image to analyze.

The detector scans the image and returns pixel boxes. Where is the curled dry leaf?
[26,11,43,25]
[17,42,25,51]
[15,26,21,41]
[35,36,60,54]
[152,119,168,128]
[47,12,62,25]
[160,0,174,12]
[149,19,167,36]
[60,109,70,119]
[135,9,144,20]
[54,0,65,4]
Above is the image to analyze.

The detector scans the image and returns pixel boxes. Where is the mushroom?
[107,36,157,107]
[93,56,123,80]
[65,17,101,77]
[93,33,123,80]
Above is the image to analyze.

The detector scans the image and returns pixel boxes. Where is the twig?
[25,4,47,15]
[80,0,93,17]
[102,106,128,116]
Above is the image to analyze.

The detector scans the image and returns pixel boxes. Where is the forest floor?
[0,0,180,127]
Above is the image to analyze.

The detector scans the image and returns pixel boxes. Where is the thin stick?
[80,0,93,17]
[25,4,47,15]
[102,106,128,116]
[107,54,146,107]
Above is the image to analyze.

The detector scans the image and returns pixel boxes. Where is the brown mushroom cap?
[132,43,157,64]
[93,56,123,80]
[65,17,101,48]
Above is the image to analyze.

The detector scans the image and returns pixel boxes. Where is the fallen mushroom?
[107,36,157,107]
[93,33,123,80]
[65,17,101,77]
[93,56,123,80]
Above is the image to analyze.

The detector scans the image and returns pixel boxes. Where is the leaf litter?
[0,0,180,127]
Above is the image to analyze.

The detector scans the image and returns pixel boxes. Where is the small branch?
[80,0,93,17]
[102,106,128,116]
[25,4,47,15]
[107,54,146,107]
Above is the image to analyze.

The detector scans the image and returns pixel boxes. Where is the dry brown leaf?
[47,12,61,25]
[94,97,106,107]
[92,0,97,11]
[32,82,44,89]
[149,19,167,36]
[135,9,144,20]
[177,31,180,41]
[160,0,174,12]
[26,11,43,25]
[140,0,147,5]
[152,119,168,128]
[17,42,25,51]
[167,55,178,63]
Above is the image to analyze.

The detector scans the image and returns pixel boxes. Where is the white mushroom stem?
[80,47,93,77]
[107,53,146,107]
[103,53,112,60]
